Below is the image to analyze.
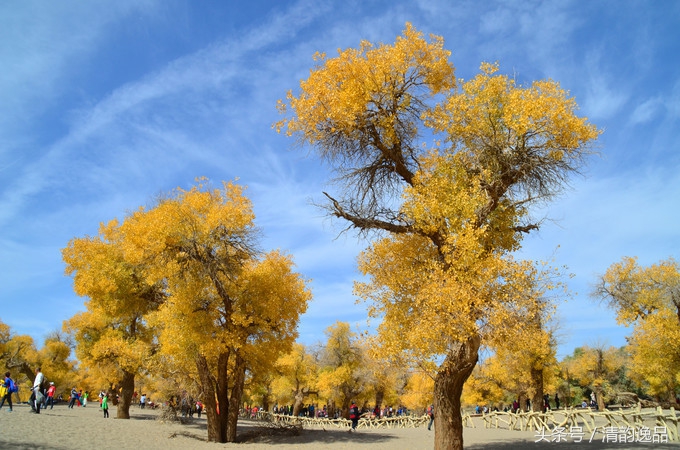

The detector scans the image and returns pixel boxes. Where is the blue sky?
[1,0,678,360]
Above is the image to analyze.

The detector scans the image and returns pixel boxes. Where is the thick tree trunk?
[595,387,605,411]
[292,388,305,416]
[517,393,528,412]
[530,366,544,412]
[327,399,336,419]
[374,389,384,411]
[261,385,271,412]
[433,335,481,450]
[226,354,247,442]
[341,398,351,419]
[116,370,135,419]
[196,354,229,443]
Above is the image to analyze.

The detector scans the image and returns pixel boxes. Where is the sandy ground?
[1,402,679,449]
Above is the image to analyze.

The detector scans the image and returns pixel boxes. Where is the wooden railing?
[243,406,677,441]
[250,411,474,431]
[479,406,678,441]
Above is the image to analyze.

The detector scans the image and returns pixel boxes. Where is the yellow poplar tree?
[594,257,680,401]
[0,320,37,383]
[270,343,319,414]
[400,370,435,413]
[121,180,311,443]
[560,345,625,410]
[627,311,680,401]
[62,221,163,418]
[477,265,562,412]
[316,322,367,418]
[35,332,77,399]
[277,24,599,449]
[358,338,405,412]
[0,321,40,399]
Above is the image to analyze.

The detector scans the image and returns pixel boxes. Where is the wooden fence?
[480,406,678,441]
[248,406,678,441]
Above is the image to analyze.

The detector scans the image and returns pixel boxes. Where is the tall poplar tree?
[277,24,599,449]
[63,223,162,419]
[120,180,311,442]
[594,257,680,402]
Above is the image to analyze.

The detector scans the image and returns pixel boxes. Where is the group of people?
[67,387,89,408]
[0,367,55,414]
[0,367,111,418]
[167,393,203,418]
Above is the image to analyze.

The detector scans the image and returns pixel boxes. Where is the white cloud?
[0,0,677,360]
[629,97,663,125]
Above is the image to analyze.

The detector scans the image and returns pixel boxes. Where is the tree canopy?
[278,23,599,449]
[594,257,680,402]
[62,179,311,443]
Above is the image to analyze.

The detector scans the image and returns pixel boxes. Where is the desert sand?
[1,402,679,449]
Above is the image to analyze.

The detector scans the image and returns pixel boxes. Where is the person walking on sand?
[68,387,78,408]
[82,391,89,407]
[0,371,16,412]
[31,367,45,413]
[101,392,109,418]
[427,404,435,431]
[44,382,56,409]
[348,402,360,432]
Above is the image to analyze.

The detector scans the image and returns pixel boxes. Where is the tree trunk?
[327,399,336,419]
[433,335,481,450]
[116,370,135,419]
[341,398,351,419]
[262,384,271,412]
[595,387,605,411]
[196,354,229,443]
[292,388,305,416]
[374,389,384,411]
[517,393,527,412]
[530,366,544,412]
[226,354,247,443]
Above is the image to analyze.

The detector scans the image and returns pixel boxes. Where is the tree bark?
[226,354,247,443]
[595,386,605,411]
[292,388,305,416]
[116,370,135,419]
[374,389,384,411]
[530,366,544,412]
[196,354,228,443]
[433,335,481,450]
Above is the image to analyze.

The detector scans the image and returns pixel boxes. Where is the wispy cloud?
[1,0,677,358]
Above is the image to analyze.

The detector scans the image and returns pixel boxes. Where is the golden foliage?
[279,23,599,365]
[561,345,626,407]
[276,23,454,147]
[63,179,310,438]
[270,343,318,406]
[595,257,680,401]
[278,23,599,447]
[400,371,435,411]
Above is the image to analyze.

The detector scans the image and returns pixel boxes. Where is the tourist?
[44,382,56,409]
[427,404,435,431]
[101,392,109,418]
[0,371,16,412]
[68,387,78,408]
[349,401,359,432]
[31,367,45,413]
